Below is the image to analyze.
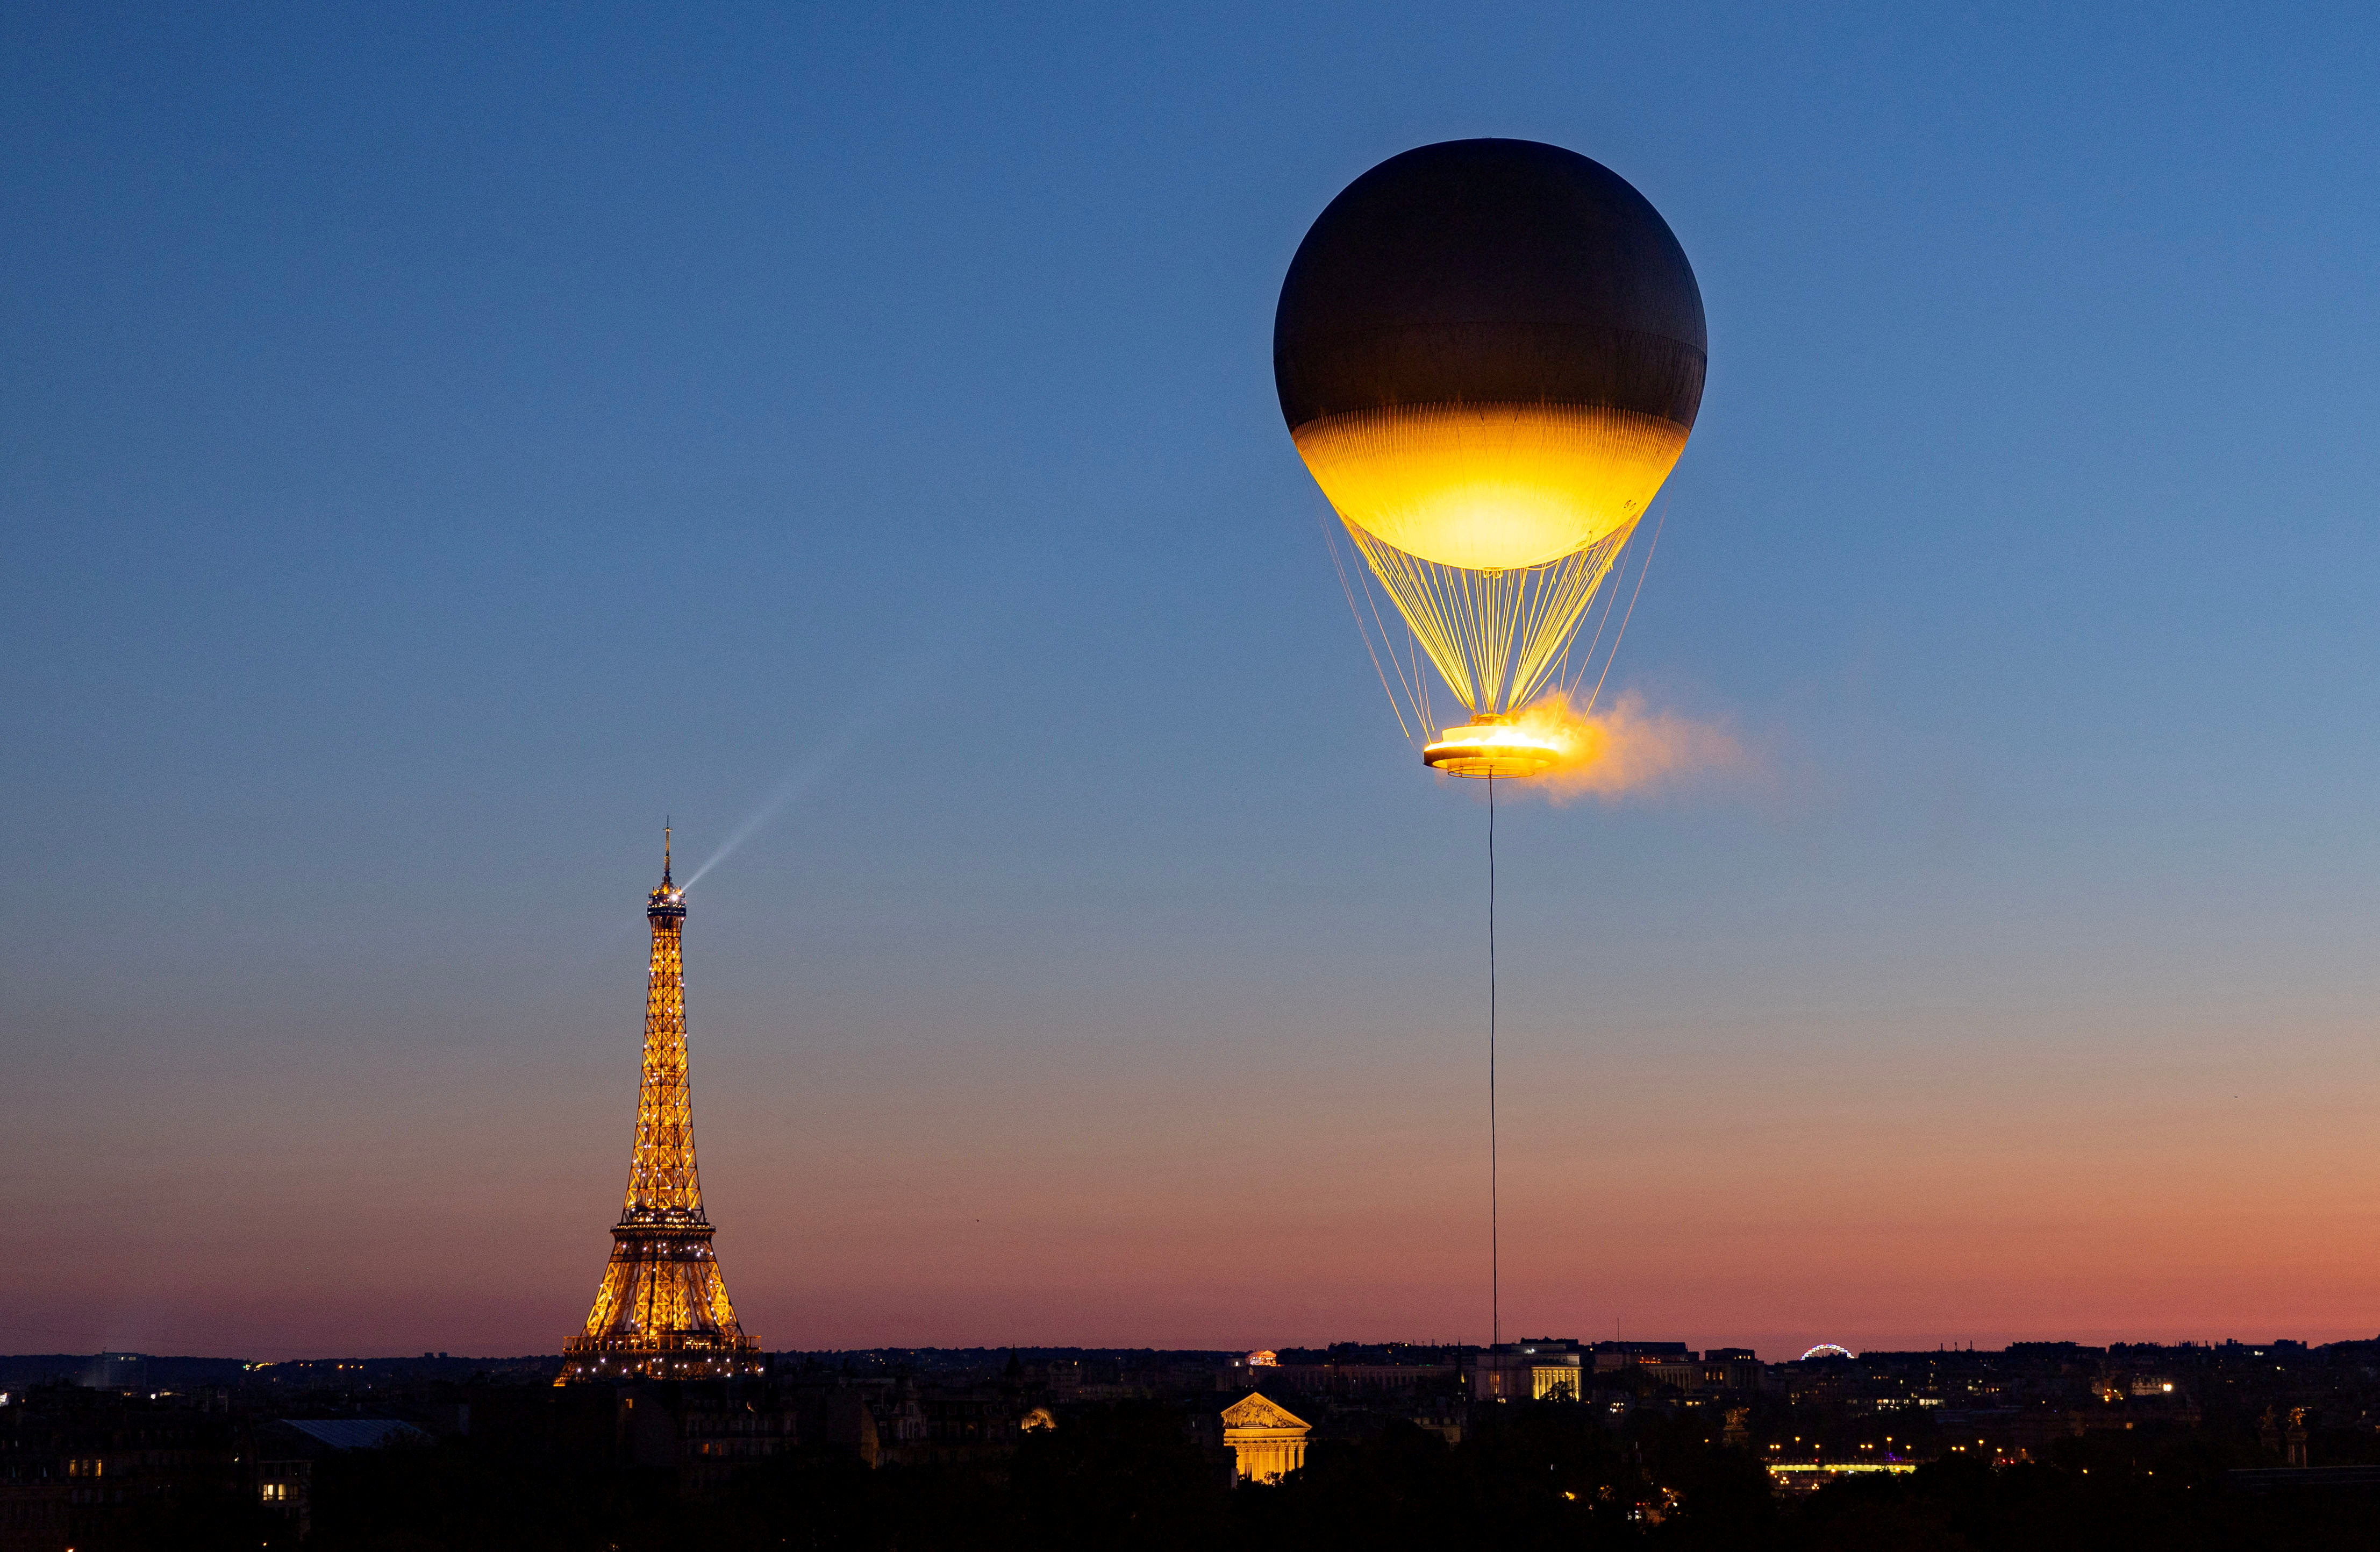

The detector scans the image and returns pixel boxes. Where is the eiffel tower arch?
[558,830,763,1384]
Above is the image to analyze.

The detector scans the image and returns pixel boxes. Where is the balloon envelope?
[1275,139,1705,572]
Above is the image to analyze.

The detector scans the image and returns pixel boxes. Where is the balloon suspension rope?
[1488,772,1499,1359]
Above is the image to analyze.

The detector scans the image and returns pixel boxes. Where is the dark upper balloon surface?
[1274,139,1706,432]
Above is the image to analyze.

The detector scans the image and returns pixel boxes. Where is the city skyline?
[8,3,2380,1362]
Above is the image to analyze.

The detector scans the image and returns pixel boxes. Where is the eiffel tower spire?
[558,831,762,1383]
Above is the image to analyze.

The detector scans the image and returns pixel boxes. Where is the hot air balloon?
[1276,139,1706,777]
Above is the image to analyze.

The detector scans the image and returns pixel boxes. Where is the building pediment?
[1222,1392,1310,1432]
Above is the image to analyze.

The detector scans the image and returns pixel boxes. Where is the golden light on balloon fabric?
[1292,402,1688,572]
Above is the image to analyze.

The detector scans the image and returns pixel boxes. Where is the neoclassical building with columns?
[1220,1392,1311,1483]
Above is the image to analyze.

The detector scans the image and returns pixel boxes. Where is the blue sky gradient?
[5,3,2378,1357]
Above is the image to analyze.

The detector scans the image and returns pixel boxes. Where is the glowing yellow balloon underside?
[1292,402,1689,571]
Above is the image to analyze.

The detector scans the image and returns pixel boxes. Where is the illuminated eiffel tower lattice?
[558,830,763,1383]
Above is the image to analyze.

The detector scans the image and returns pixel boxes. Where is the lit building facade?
[1469,1341,1588,1401]
[1221,1392,1311,1482]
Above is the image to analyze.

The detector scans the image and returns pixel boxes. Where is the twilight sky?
[6,3,2379,1362]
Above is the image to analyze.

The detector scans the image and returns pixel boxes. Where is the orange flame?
[1505,690,1744,799]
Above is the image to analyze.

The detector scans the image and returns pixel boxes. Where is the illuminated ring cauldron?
[1421,714,1567,779]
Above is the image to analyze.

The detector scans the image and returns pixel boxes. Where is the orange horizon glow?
[18,996,2378,1363]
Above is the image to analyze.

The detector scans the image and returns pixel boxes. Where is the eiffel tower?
[558,830,763,1383]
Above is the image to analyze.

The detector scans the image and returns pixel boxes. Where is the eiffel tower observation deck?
[558,830,763,1383]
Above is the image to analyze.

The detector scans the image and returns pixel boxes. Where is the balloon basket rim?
[1422,716,1559,780]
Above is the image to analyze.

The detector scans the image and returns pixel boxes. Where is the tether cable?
[1488,771,1499,1362]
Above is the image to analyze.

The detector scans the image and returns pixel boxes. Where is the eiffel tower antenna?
[557,834,760,1384]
